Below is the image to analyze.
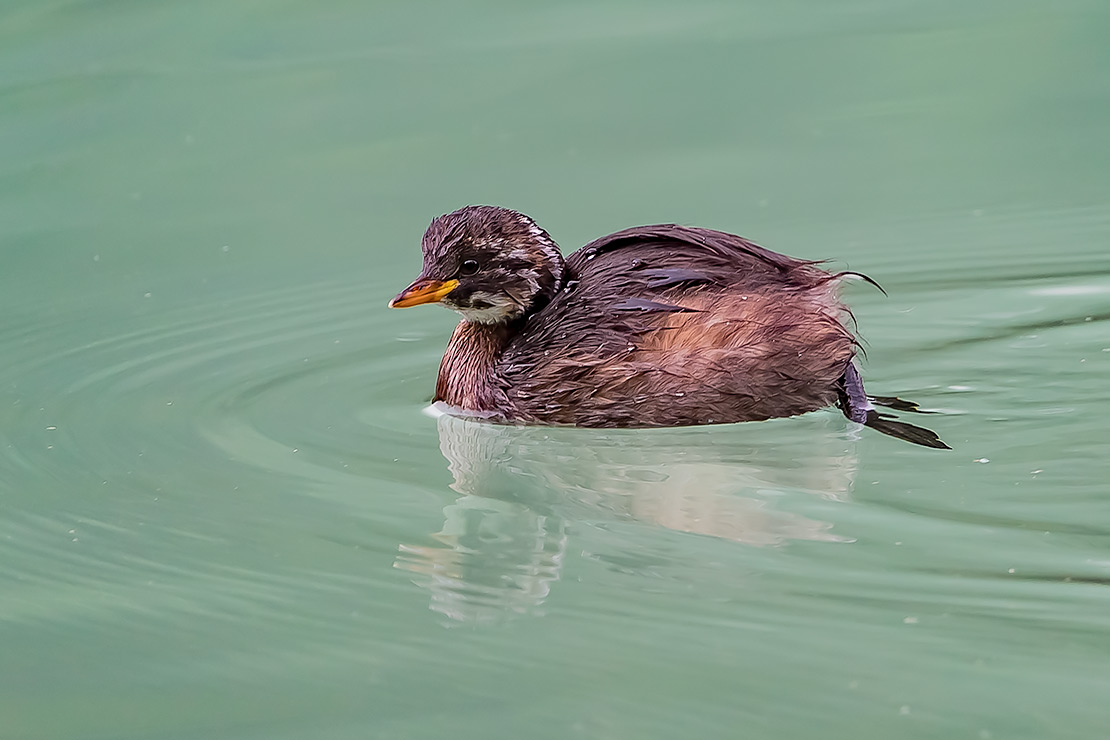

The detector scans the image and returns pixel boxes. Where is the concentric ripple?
[0,272,446,652]
[2,228,1110,688]
[3,275,433,495]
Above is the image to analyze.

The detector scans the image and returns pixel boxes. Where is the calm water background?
[3,1,1110,738]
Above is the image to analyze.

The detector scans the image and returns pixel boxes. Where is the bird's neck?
[435,319,520,413]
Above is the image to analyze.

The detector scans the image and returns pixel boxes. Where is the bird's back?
[493,225,857,427]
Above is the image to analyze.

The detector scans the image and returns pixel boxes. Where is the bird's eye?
[459,259,480,276]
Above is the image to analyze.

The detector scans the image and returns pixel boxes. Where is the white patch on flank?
[422,402,449,418]
[426,400,501,421]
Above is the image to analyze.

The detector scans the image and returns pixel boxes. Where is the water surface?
[3,1,1110,739]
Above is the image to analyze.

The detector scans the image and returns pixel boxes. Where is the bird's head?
[389,205,566,324]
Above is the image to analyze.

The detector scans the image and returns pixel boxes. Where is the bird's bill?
[388,278,459,308]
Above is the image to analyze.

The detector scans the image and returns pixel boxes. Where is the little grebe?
[389,206,949,449]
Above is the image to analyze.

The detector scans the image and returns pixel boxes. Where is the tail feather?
[867,395,937,414]
[863,410,951,449]
[838,362,950,449]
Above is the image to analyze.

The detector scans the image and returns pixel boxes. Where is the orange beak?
[388,278,459,308]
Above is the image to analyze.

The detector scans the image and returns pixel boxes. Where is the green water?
[3,1,1110,738]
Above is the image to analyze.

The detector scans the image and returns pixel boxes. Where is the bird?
[389,205,949,449]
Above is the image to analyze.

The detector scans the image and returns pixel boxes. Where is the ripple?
[1,275,437,492]
[0,273,444,645]
[3,233,1110,645]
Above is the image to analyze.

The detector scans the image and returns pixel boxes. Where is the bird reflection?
[395,410,859,624]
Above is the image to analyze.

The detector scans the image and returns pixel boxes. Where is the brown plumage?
[390,205,949,448]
